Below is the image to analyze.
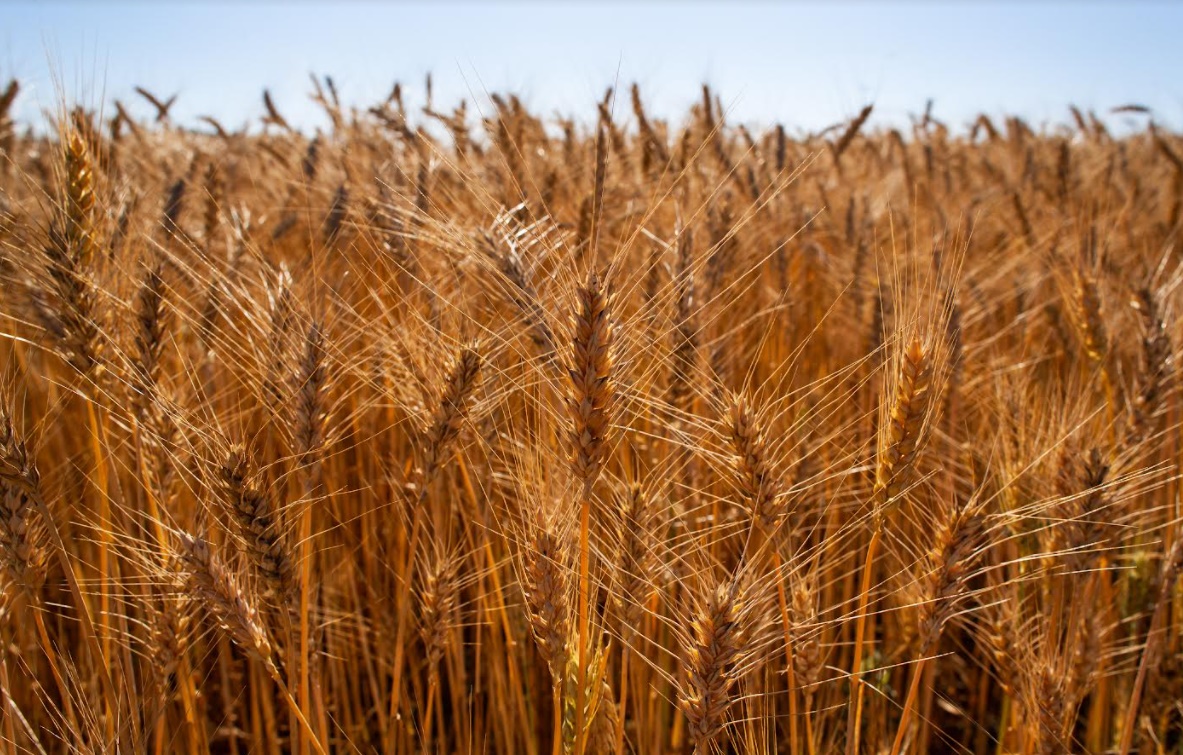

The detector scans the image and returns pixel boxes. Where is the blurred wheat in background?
[0,71,1182,755]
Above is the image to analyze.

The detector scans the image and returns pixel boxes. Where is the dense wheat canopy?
[0,76,1182,755]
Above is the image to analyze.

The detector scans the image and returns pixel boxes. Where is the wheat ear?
[679,580,750,755]
[849,335,935,755]
[566,271,617,755]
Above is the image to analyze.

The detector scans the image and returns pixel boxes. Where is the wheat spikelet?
[414,344,482,492]
[631,83,669,171]
[875,336,935,512]
[561,642,615,755]
[39,130,102,378]
[162,176,186,244]
[566,272,616,493]
[566,269,618,755]
[1071,267,1108,364]
[890,491,990,755]
[789,577,823,705]
[611,481,653,643]
[131,261,168,407]
[678,579,753,754]
[1021,659,1071,755]
[832,104,874,163]
[1052,445,1110,572]
[63,131,96,268]
[0,401,47,597]
[726,391,784,532]
[218,446,296,605]
[174,531,273,666]
[417,547,460,670]
[1128,286,1174,443]
[261,264,295,416]
[323,182,348,243]
[522,524,573,683]
[143,592,189,696]
[984,587,1019,697]
[201,162,221,251]
[915,495,988,648]
[585,678,619,755]
[290,320,328,468]
[481,220,557,357]
[0,79,17,160]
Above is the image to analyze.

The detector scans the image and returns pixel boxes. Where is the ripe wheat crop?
[0,78,1182,754]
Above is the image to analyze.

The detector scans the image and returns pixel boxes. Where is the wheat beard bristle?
[668,228,697,415]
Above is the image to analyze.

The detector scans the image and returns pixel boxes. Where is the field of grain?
[0,79,1181,754]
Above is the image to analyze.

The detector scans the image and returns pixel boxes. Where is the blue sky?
[2,1,1181,134]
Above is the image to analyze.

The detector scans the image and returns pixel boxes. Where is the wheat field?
[0,78,1181,754]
